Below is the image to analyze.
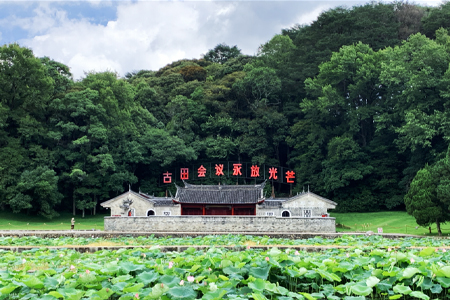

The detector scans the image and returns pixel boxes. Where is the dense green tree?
[404,158,450,235]
[203,43,242,64]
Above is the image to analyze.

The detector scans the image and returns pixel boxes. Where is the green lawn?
[331,211,449,236]
[0,210,447,236]
[0,211,106,231]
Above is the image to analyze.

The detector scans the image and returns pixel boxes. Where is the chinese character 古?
[163,171,172,183]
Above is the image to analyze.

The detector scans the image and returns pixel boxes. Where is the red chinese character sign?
[215,164,224,176]
[268,167,278,180]
[198,165,207,177]
[233,163,242,176]
[180,168,189,180]
[285,170,295,183]
[163,172,172,183]
[250,165,260,177]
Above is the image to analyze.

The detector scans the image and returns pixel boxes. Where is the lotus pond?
[1,235,450,299]
[1,234,450,248]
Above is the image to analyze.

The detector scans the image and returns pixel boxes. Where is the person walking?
[71,218,75,230]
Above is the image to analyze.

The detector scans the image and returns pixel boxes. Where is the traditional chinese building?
[101,182,338,232]
[173,182,265,215]
[100,182,336,218]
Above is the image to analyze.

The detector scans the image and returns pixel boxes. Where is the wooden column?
[202,205,206,215]
[231,206,235,216]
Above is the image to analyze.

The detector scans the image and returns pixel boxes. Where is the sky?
[0,0,443,79]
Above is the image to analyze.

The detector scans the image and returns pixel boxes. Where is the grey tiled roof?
[259,199,285,207]
[174,182,265,204]
[139,193,177,206]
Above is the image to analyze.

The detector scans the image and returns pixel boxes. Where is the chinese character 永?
[232,163,242,176]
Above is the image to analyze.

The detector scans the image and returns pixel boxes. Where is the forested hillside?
[2,1,450,217]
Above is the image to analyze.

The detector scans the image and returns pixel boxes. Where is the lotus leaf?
[249,266,270,280]
[410,291,430,299]
[248,278,265,292]
[137,271,159,285]
[393,284,412,295]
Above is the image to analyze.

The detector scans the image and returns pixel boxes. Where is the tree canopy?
[1,1,450,219]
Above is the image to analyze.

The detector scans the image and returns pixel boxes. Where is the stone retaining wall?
[104,216,336,232]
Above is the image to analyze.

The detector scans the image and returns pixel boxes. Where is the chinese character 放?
[250,165,260,177]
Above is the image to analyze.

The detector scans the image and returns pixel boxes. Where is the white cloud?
[22,1,230,79]
[1,3,67,35]
[296,4,335,26]
[14,0,444,80]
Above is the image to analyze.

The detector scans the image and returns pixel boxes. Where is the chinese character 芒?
[268,167,278,180]
[285,170,295,183]
[250,165,260,177]
[215,164,224,176]
[163,171,172,184]
[198,165,207,177]
[180,168,189,180]
[232,163,242,176]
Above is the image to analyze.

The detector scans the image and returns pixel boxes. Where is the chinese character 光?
[215,164,224,176]
[268,167,278,180]
[250,165,260,177]
[285,170,295,183]
[180,168,189,180]
[198,165,207,177]
[163,171,172,183]
[232,163,242,176]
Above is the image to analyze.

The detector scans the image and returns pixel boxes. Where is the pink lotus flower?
[295,251,299,255]
[436,249,439,252]
[410,258,415,263]
[208,267,212,271]
[346,253,349,258]
[86,269,90,274]
[168,261,173,269]
[161,283,164,288]
[59,254,64,258]
[135,293,139,299]
[265,257,270,261]
[70,265,75,270]
[443,249,447,253]
[187,276,195,282]
[388,248,391,252]
[179,280,184,285]
[22,259,26,264]
[246,245,250,250]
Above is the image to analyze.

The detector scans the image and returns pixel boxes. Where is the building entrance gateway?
[101,181,338,233]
